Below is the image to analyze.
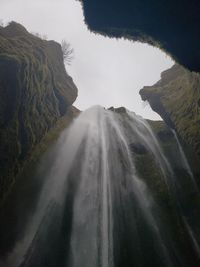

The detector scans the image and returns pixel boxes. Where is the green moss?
[140,64,200,157]
[0,22,78,202]
[1,106,80,206]
[131,118,200,262]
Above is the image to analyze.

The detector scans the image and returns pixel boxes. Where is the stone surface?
[79,0,200,72]
[140,64,200,156]
[0,22,78,200]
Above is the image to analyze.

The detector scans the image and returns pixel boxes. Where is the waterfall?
[126,111,174,183]
[1,106,200,267]
[172,129,198,190]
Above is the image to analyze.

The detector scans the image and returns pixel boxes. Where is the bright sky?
[0,0,174,120]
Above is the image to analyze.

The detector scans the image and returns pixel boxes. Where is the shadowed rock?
[0,22,78,201]
[78,0,200,72]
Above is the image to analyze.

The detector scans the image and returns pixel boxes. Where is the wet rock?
[0,22,78,201]
[129,142,147,155]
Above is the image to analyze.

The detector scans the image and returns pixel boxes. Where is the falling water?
[172,129,198,189]
[126,111,174,183]
[1,106,200,267]
[170,129,200,259]
[182,216,200,257]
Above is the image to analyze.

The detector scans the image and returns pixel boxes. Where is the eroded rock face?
[79,0,200,72]
[140,64,200,156]
[0,22,78,200]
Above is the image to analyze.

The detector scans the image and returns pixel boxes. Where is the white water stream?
[1,106,200,267]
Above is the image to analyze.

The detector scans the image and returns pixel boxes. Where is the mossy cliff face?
[140,64,200,156]
[0,22,78,200]
[135,121,200,267]
[79,0,200,72]
[109,108,200,266]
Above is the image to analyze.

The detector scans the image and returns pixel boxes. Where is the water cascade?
[172,129,198,189]
[1,106,200,267]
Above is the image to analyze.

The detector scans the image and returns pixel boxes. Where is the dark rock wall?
[79,0,200,72]
[0,22,78,200]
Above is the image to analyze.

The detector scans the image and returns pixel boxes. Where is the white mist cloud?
[0,0,174,120]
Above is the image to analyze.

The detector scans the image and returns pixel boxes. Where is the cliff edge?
[140,64,200,156]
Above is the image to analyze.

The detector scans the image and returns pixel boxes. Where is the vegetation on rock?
[140,64,200,157]
[61,40,74,65]
[0,22,78,201]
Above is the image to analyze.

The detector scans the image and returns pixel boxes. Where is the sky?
[0,0,174,120]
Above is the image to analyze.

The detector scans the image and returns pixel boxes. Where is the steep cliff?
[0,22,78,201]
[79,0,200,72]
[140,64,200,156]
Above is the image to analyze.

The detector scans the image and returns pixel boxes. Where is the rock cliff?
[140,64,200,156]
[0,22,78,201]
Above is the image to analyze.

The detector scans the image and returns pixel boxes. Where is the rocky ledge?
[140,64,200,156]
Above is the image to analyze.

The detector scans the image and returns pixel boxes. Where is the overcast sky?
[0,0,174,120]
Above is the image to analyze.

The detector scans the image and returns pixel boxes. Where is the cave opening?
[1,1,200,267]
[0,0,174,120]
